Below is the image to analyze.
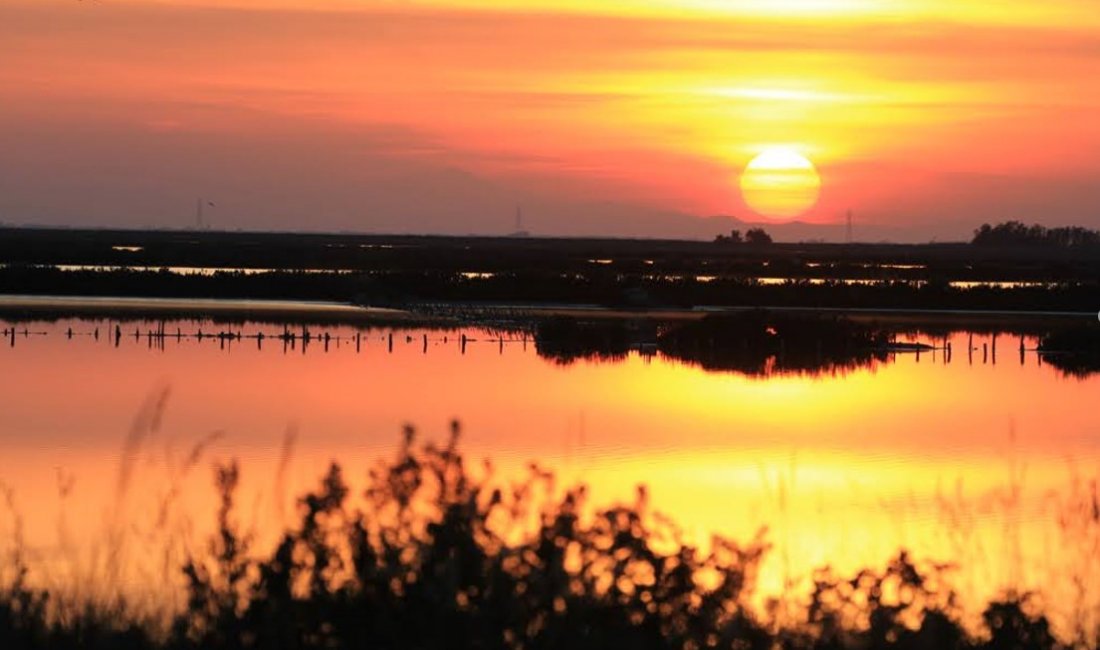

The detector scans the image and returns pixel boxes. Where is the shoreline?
[0,294,419,325]
[0,294,1092,329]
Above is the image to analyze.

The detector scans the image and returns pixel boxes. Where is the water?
[2,263,1071,290]
[0,316,1097,625]
[0,294,372,314]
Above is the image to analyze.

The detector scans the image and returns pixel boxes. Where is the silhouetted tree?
[972,221,1100,248]
[714,229,743,244]
[745,228,773,245]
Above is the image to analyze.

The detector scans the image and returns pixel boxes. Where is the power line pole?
[195,198,215,230]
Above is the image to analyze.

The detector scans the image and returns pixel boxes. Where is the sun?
[739,147,821,220]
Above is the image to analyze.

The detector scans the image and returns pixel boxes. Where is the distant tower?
[846,209,853,244]
[510,205,530,237]
[195,198,215,230]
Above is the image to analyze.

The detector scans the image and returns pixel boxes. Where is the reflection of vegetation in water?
[534,316,634,365]
[1,427,1095,648]
[1039,327,1100,378]
[535,313,894,377]
[657,312,892,377]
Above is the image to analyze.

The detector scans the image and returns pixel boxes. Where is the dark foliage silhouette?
[0,427,1087,649]
[714,229,744,244]
[745,228,773,246]
[972,222,1100,249]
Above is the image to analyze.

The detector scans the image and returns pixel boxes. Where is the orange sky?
[1,0,1098,239]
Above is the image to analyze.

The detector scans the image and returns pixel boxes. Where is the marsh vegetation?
[2,227,1099,313]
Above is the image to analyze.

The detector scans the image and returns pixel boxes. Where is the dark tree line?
[972,222,1100,248]
[714,228,773,245]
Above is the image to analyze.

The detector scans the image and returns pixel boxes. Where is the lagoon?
[0,315,1097,632]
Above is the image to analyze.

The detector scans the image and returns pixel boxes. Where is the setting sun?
[740,147,822,220]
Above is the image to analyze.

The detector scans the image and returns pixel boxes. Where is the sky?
[1,0,1098,241]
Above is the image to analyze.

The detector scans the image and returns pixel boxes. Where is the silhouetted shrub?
[0,427,1086,649]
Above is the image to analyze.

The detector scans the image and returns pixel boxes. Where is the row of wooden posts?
[1,324,529,355]
[907,332,1037,367]
[2,324,1041,366]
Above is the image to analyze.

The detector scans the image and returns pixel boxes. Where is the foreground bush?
[0,426,1089,649]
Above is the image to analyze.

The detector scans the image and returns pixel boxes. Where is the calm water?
[0,317,1098,625]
